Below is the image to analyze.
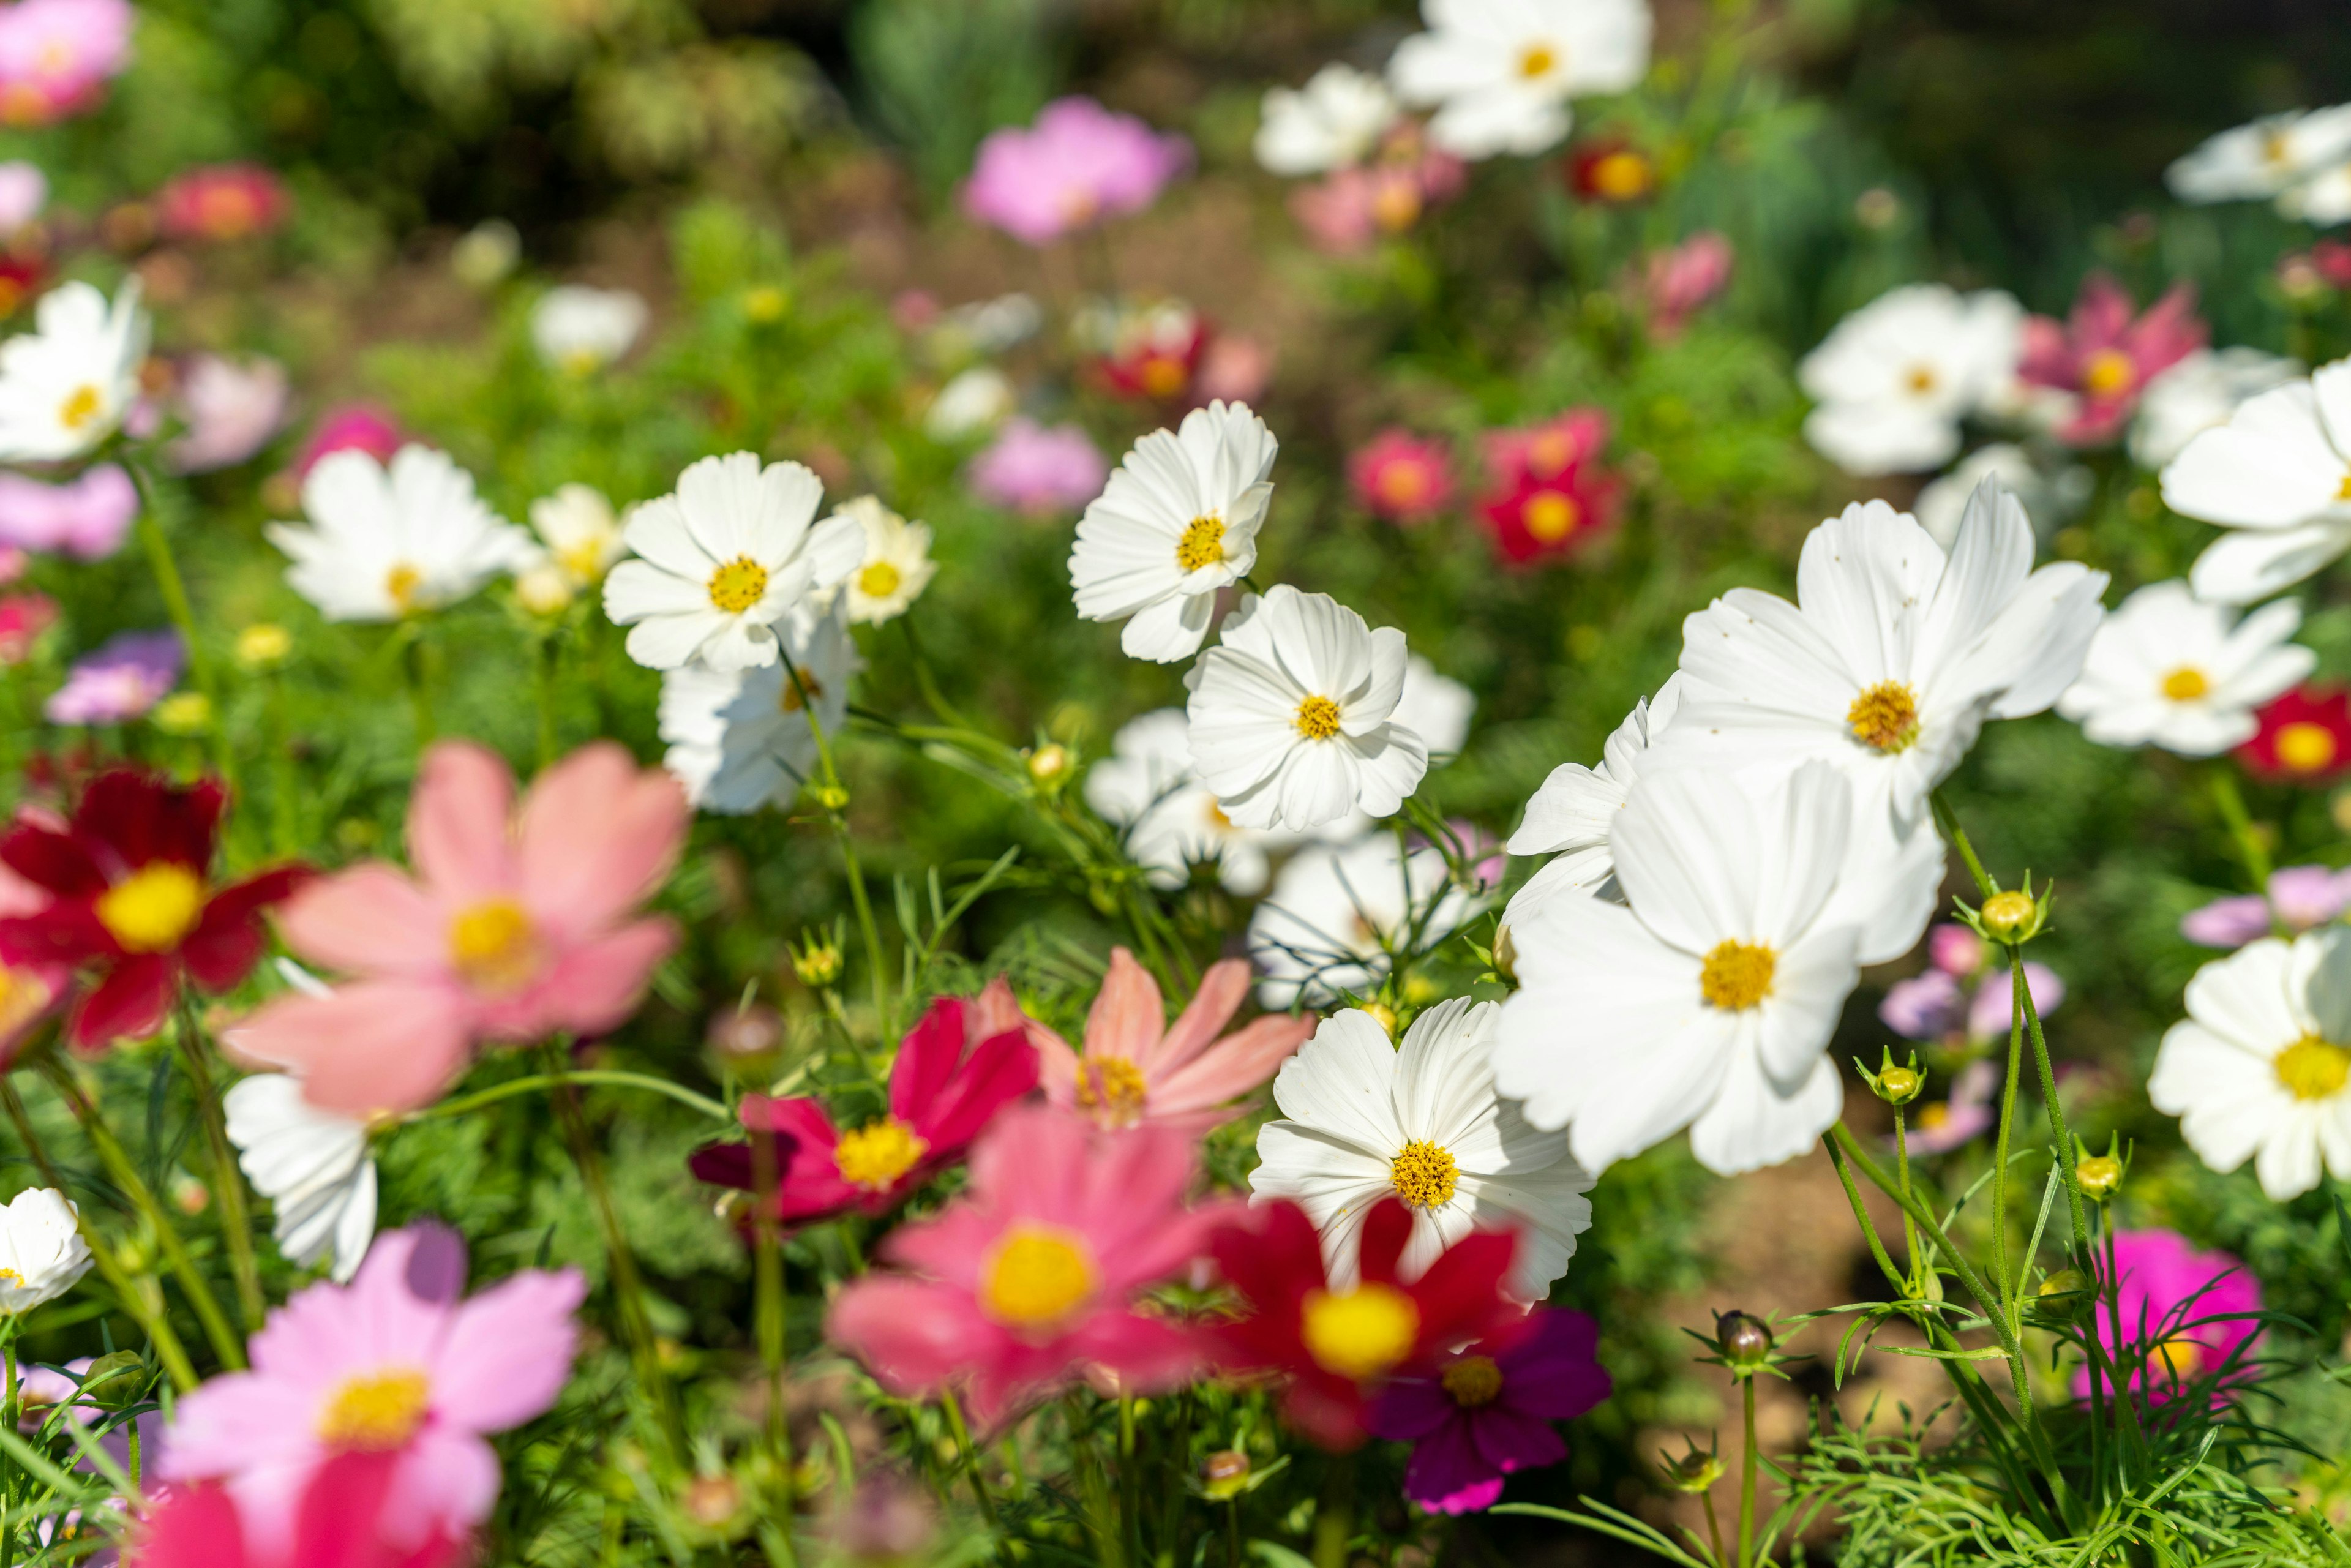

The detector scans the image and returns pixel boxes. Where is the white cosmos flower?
[924,366,1016,441]
[834,495,936,626]
[2165,107,2351,205]
[1186,586,1428,832]
[1249,834,1484,1009]
[0,1188,89,1313]
[2151,928,2351,1200]
[2130,347,2303,472]
[531,285,648,373]
[1505,674,1681,925]
[1911,443,2090,552]
[1255,64,1399,175]
[1250,999,1593,1302]
[223,1072,378,1284]
[529,482,628,587]
[1070,400,1277,663]
[0,280,147,462]
[659,603,860,812]
[2055,580,2311,756]
[1395,655,1474,759]
[2282,162,2351,227]
[1389,0,1651,160]
[1798,285,2024,474]
[2164,361,2351,604]
[604,451,864,673]
[1084,708,1300,895]
[267,445,534,622]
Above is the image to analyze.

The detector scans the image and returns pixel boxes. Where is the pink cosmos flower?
[1194,334,1272,408]
[157,1222,582,1561]
[45,629,181,725]
[2018,273,2206,447]
[135,1449,467,1568]
[1929,922,1984,977]
[1026,948,1314,1134]
[0,0,130,126]
[0,464,136,560]
[826,1104,1232,1430]
[2074,1229,2262,1409]
[962,97,1191,246]
[0,161,44,231]
[231,740,688,1116]
[1364,1307,1610,1514]
[1349,430,1456,525]
[2181,864,2351,949]
[156,163,290,244]
[1640,231,1733,340]
[293,404,402,480]
[1289,124,1466,255]
[167,354,287,474]
[968,418,1108,516]
[0,590,53,664]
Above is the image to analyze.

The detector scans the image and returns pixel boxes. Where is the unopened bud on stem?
[1715,1310,1772,1373]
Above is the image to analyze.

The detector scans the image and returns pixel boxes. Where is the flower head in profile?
[834,495,936,626]
[135,1449,468,1568]
[1388,0,1651,160]
[658,602,860,814]
[1256,64,1398,176]
[2166,107,2351,209]
[2181,864,2351,950]
[0,463,135,560]
[0,0,131,126]
[268,445,534,623]
[293,405,401,479]
[2240,685,2351,784]
[1027,948,1312,1136]
[1504,676,1678,928]
[962,98,1191,247]
[2164,359,2351,604]
[2073,1229,2262,1409]
[1365,1308,1610,1514]
[1349,430,1455,525]
[1476,409,1621,565]
[826,1105,1232,1430]
[234,740,686,1115]
[45,628,181,726]
[1082,708,1301,895]
[1250,835,1483,1009]
[0,279,146,462]
[1798,284,2022,473]
[2056,581,2311,756]
[2017,274,2205,448]
[525,483,627,591]
[969,418,1109,516]
[0,1188,90,1312]
[167,354,288,475]
[224,1068,378,1283]
[530,285,647,375]
[157,163,290,244]
[2128,347,2299,471]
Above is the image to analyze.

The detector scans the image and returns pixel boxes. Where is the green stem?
[1119,1394,1140,1568]
[2017,957,2093,1269]
[409,1067,730,1123]
[1891,1107,1920,1289]
[2210,770,2273,891]
[1929,790,1992,896]
[942,1390,1000,1530]
[534,627,561,768]
[1701,1491,1727,1568]
[1736,1377,1756,1568]
[780,648,892,1043]
[1311,1450,1353,1568]
[263,670,298,858]
[1989,973,2027,1307]
[401,624,435,745]
[173,1013,263,1331]
[1823,1133,1903,1294]
[124,461,236,798]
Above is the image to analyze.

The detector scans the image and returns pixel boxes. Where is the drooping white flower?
[2055,580,2311,756]
[1505,675,1680,925]
[1395,655,1474,759]
[266,445,535,623]
[1249,834,1484,1009]
[834,495,937,626]
[1070,400,1277,662]
[1255,64,1399,175]
[1251,999,1594,1301]
[1185,585,1429,832]
[2150,926,2351,1200]
[2165,107,2351,206]
[2129,347,2301,471]
[529,482,629,587]
[0,280,147,462]
[2163,361,2351,604]
[0,1188,91,1313]
[1389,0,1651,160]
[924,366,1016,441]
[1084,708,1300,895]
[604,451,864,673]
[223,1072,378,1283]
[659,603,861,812]
[1911,443,2090,552]
[531,285,648,373]
[1798,285,2024,474]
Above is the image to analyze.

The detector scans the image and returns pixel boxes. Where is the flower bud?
[1714,1310,1772,1372]
[1979,890,2036,941]
[1201,1449,1250,1501]
[1875,1065,1922,1106]
[812,784,850,812]
[1661,1440,1724,1493]
[1026,743,1070,785]
[77,1351,147,1411]
[1362,1002,1398,1038]
[743,285,789,324]
[235,622,291,670]
[2027,1268,2092,1327]
[515,560,576,617]
[792,940,842,989]
[681,1472,743,1528]
[2077,1153,2123,1202]
[152,692,212,735]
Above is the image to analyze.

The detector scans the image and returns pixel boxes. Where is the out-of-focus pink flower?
[1477,410,1621,566]
[1878,969,1963,1040]
[1963,961,2065,1041]
[1348,429,1456,524]
[1194,335,1272,407]
[1290,124,1466,254]
[232,740,688,1116]
[0,162,44,232]
[1881,942,2064,1049]
[1905,1059,1998,1155]
[293,405,402,480]
[2074,1229,2262,1409]
[167,354,287,474]
[156,163,290,244]
[968,418,1108,516]
[0,464,135,560]
[2312,241,2351,291]
[1026,948,1313,1135]
[962,98,1191,247]
[2019,273,2206,446]
[890,289,941,333]
[826,1104,1234,1430]
[156,1222,582,1559]
[135,1449,468,1567]
[0,590,54,664]
[1093,301,1209,403]
[1640,231,1733,340]
[0,0,131,127]
[45,628,180,724]
[1929,923,1984,978]
[2181,864,2351,949]
[0,547,23,584]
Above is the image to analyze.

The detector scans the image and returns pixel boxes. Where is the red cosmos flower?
[2240,686,2351,784]
[1349,429,1456,525]
[1566,138,1655,203]
[2017,272,2206,447]
[1209,1197,1522,1450]
[156,163,291,245]
[0,254,42,319]
[0,590,55,664]
[691,983,1039,1225]
[1095,303,1209,403]
[2313,240,2351,291]
[0,770,309,1050]
[1476,410,1621,566]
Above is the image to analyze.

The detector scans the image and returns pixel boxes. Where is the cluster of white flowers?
[2168,106,2351,226]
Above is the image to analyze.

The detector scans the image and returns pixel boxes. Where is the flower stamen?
[96,863,206,953]
[707,556,769,614]
[317,1368,432,1451]
[1700,939,1775,1011]
[1300,1283,1419,1381]
[1389,1140,1458,1209]
[2276,1035,2350,1101]
[833,1117,929,1190]
[1441,1355,1504,1408]
[1846,681,1920,753]
[1294,695,1343,740]
[1176,516,1226,573]
[978,1223,1098,1331]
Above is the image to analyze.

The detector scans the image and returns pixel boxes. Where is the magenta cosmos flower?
[293,403,402,480]
[826,1104,1235,1429]
[45,629,181,725]
[2076,1228,2263,1409]
[1365,1307,1611,1514]
[0,0,130,126]
[967,417,1108,516]
[0,463,136,560]
[233,740,688,1116]
[2018,272,2205,447]
[1348,429,1456,525]
[962,97,1191,246]
[157,1223,582,1560]
[137,1449,467,1568]
[2181,864,2351,949]
[1640,231,1733,340]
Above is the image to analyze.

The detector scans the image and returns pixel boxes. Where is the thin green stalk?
[941,1390,1000,1530]
[1312,1450,1354,1568]
[781,648,891,1042]
[1891,1106,1921,1289]
[1119,1394,1141,1568]
[1736,1378,1756,1568]
[402,625,435,745]
[1823,1133,1903,1294]
[122,460,235,797]
[2017,958,2093,1268]
[1989,977,2027,1306]
[263,669,298,857]
[173,1012,263,1330]
[410,1068,730,1123]
[1701,1491,1727,1568]
[1929,790,1993,896]
[2210,769,2273,890]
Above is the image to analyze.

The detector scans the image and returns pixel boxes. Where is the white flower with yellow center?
[1798,285,2023,474]
[1505,675,1681,926]
[833,495,937,626]
[658,603,861,812]
[1070,400,1277,662]
[1248,833,1484,1009]
[1185,585,1428,832]
[603,451,864,673]
[0,1188,91,1313]
[267,445,535,623]
[2151,926,2351,1199]
[1256,63,1399,175]
[2164,360,2351,604]
[2165,107,2351,206]
[2055,580,2311,756]
[530,285,647,375]
[528,483,629,588]
[1389,0,1651,160]
[0,280,146,463]
[1083,708,1300,895]
[224,1070,377,1283]
[2128,347,2301,473]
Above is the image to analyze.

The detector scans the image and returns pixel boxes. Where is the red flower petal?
[69,953,175,1050]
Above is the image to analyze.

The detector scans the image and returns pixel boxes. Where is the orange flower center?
[1526,430,1575,478]
[1700,939,1776,1011]
[448,898,541,994]
[1588,151,1653,201]
[317,1367,432,1450]
[1389,1140,1458,1209]
[1376,463,1430,508]
[1139,356,1188,399]
[1903,364,1939,396]
[2082,348,2137,399]
[779,672,821,715]
[2275,720,2338,773]
[96,863,206,953]
[1847,680,1921,752]
[1523,491,1580,542]
[1300,1283,1418,1381]
[1516,42,1558,80]
[1076,1057,1150,1126]
[978,1222,1098,1331]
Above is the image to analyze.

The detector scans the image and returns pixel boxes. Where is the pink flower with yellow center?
[1475,410,1622,566]
[2018,272,2206,448]
[156,163,291,245]
[0,0,131,127]
[961,98,1191,247]
[1348,429,1457,525]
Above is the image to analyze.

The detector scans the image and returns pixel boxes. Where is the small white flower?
[1389,0,1651,160]
[1395,655,1474,759]
[604,451,864,673]
[528,482,629,588]
[1505,675,1681,925]
[1911,443,2090,551]
[2055,580,2311,756]
[1070,400,1277,662]
[223,1073,378,1284]
[0,1188,90,1313]
[659,603,861,812]
[943,293,1044,355]
[2130,347,2302,472]
[0,280,147,463]
[1251,999,1594,1301]
[266,445,535,623]
[2150,926,2351,1200]
[924,366,1016,441]
[1185,585,1429,832]
[834,495,937,626]
[1249,834,1483,1009]
[2165,107,2351,206]
[1084,708,1300,895]
[1798,285,2023,474]
[2164,360,2351,604]
[531,285,647,373]
[1255,64,1399,175]
[2281,162,2351,226]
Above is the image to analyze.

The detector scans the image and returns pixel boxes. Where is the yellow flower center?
[2161,666,2210,702]
[448,898,540,994]
[1371,180,1423,231]
[559,540,609,583]
[1389,1139,1458,1210]
[832,1117,930,1190]
[1376,465,1430,507]
[779,673,821,715]
[2082,348,2137,399]
[1588,151,1652,201]
[1075,1057,1150,1127]
[0,1267,24,1289]
[1523,491,1579,542]
[1140,356,1188,398]
[2264,130,2292,165]
[1441,1355,1504,1408]
[1176,516,1226,573]
[96,863,206,953]
[1299,1283,1419,1381]
[707,556,769,614]
[236,623,292,668]
[1203,798,1233,830]
[978,1222,1098,1332]
[1917,1101,1951,1131]
[560,348,601,377]
[57,383,101,432]
[2336,471,2351,502]
[858,560,902,599]
[384,563,422,611]
[1846,680,1921,753]
[2275,720,2339,773]
[1516,42,1558,79]
[1700,939,1776,1011]
[2150,1338,2202,1377]
[317,1368,432,1450]
[1294,695,1343,741]
[2276,1035,2351,1101]
[1903,364,1939,396]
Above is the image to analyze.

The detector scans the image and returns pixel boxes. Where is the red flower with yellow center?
[2240,686,2351,784]
[1475,409,1622,566]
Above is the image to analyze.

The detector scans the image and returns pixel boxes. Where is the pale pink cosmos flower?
[157,1221,584,1561]
[962,98,1191,247]
[0,0,130,126]
[967,418,1108,516]
[231,740,688,1116]
[1026,948,1313,1135]
[2181,864,2351,948]
[45,628,180,724]
[0,162,45,232]
[167,354,288,474]
[2018,272,2206,447]
[1641,231,1733,340]
[1289,123,1466,254]
[0,463,135,559]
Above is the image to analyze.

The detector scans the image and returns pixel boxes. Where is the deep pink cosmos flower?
[1349,429,1456,525]
[157,1222,582,1561]
[0,0,130,126]
[1476,410,1622,566]
[1026,948,1313,1135]
[2239,686,2351,785]
[292,404,402,480]
[2075,1229,2263,1409]
[135,1450,467,1568]
[2018,273,2206,447]
[1365,1308,1611,1514]
[232,740,688,1116]
[156,163,291,244]
[968,418,1108,516]
[1640,231,1733,340]
[691,983,1038,1225]
[0,590,55,664]
[0,463,136,560]
[826,1105,1235,1430]
[44,629,182,726]
[2181,863,2351,948]
[963,98,1190,247]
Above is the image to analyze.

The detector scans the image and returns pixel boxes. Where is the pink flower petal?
[516,741,686,941]
[230,980,476,1116]
[277,864,449,978]
[428,1268,586,1433]
[408,742,519,906]
[1147,957,1250,1077]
